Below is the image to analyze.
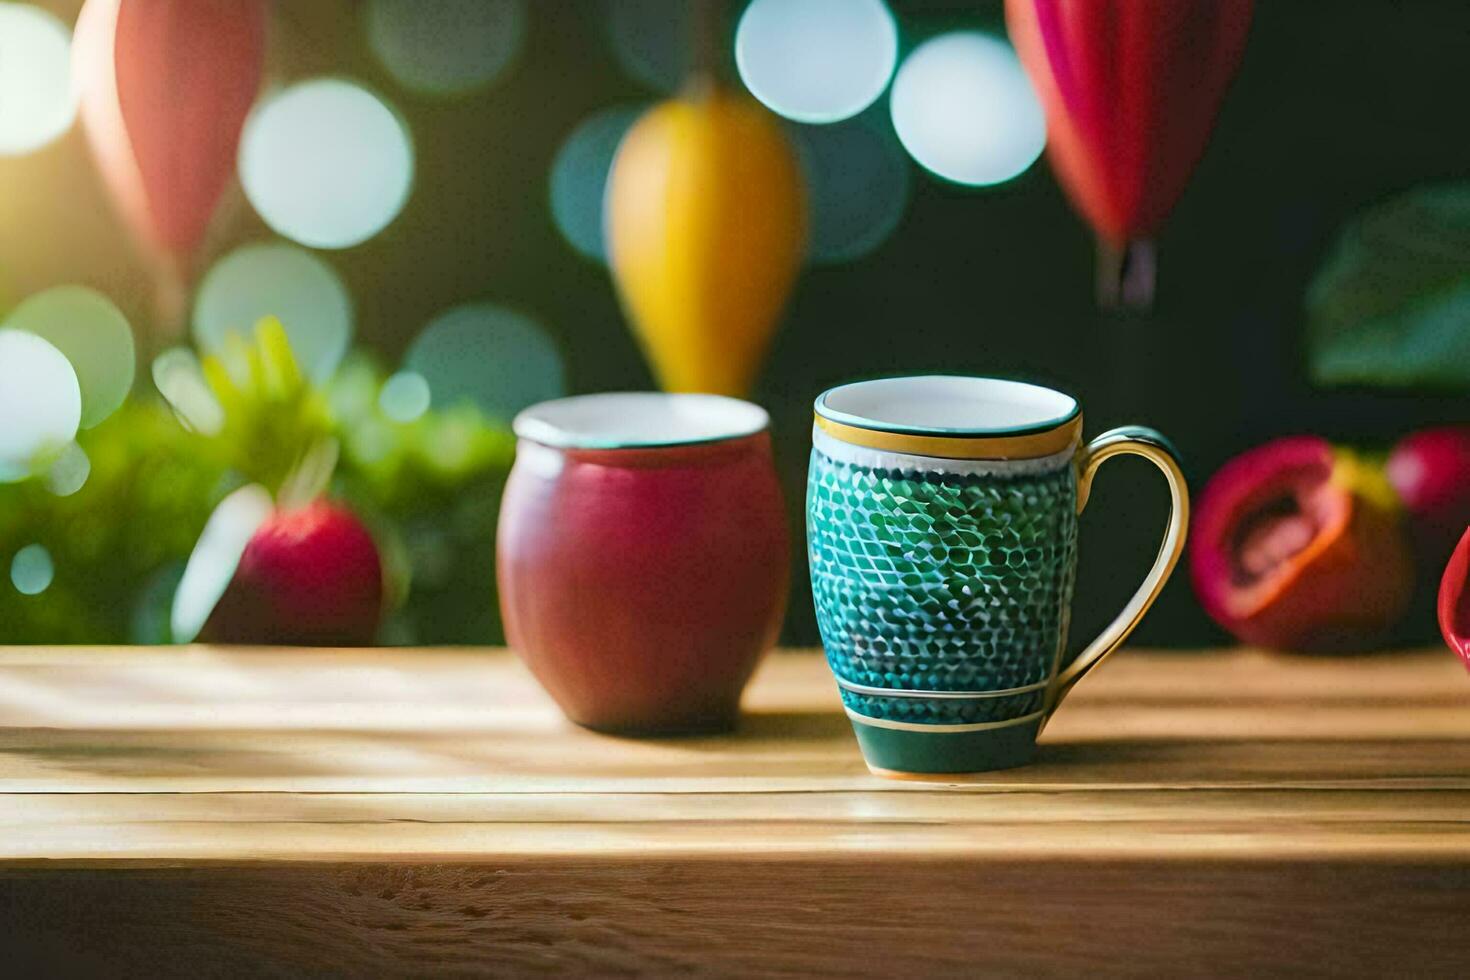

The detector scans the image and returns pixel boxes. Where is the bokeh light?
[10,544,54,596]
[0,329,81,482]
[366,0,526,97]
[790,112,910,263]
[5,285,134,428]
[0,3,76,156]
[346,417,394,466]
[239,79,414,249]
[324,354,380,426]
[736,0,897,124]
[171,484,274,643]
[606,0,691,93]
[405,303,565,422]
[549,104,645,262]
[152,347,225,436]
[889,31,1046,187]
[44,442,90,497]
[379,370,431,422]
[194,242,354,383]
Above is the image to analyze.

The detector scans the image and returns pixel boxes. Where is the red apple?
[1387,426,1470,571]
[1190,436,1414,652]
[1437,526,1470,672]
[174,488,383,646]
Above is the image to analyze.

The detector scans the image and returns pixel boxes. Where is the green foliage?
[1307,182,1470,389]
[199,316,334,492]
[326,353,517,645]
[2,322,517,645]
[328,354,515,508]
[0,403,226,643]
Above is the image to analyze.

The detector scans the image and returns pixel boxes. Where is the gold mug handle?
[1042,426,1189,725]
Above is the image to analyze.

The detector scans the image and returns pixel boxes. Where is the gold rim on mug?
[813,375,1084,460]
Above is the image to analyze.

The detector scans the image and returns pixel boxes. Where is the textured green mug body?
[807,376,1188,777]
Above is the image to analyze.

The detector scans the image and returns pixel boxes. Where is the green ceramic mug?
[807,376,1188,777]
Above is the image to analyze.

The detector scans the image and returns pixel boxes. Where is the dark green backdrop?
[307,1,1470,647]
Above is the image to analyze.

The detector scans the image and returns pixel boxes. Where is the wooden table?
[0,646,1467,976]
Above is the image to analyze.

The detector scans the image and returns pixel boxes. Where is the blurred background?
[1,0,1467,648]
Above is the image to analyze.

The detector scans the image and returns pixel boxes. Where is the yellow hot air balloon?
[605,82,806,397]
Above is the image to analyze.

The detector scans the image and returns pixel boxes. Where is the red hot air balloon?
[73,0,267,328]
[1005,0,1253,308]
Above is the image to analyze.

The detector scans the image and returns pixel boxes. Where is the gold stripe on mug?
[813,413,1083,460]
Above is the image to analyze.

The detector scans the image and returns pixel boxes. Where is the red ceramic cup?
[497,393,789,733]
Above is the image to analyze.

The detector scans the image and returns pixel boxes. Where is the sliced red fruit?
[1387,426,1470,571]
[172,484,274,643]
[175,492,384,646]
[1437,526,1470,672]
[1190,435,1414,652]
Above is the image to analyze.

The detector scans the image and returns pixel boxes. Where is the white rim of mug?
[815,374,1080,437]
[513,392,771,451]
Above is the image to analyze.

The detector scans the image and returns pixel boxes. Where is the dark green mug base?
[850,716,1042,777]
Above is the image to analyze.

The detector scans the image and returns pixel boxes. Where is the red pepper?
[1006,0,1253,308]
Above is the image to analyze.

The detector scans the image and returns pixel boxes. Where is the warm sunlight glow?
[0,3,76,156]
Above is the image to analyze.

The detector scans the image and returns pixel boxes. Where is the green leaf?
[197,317,333,494]
[1307,182,1470,389]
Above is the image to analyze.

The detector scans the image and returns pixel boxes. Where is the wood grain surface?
[1,646,1467,976]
